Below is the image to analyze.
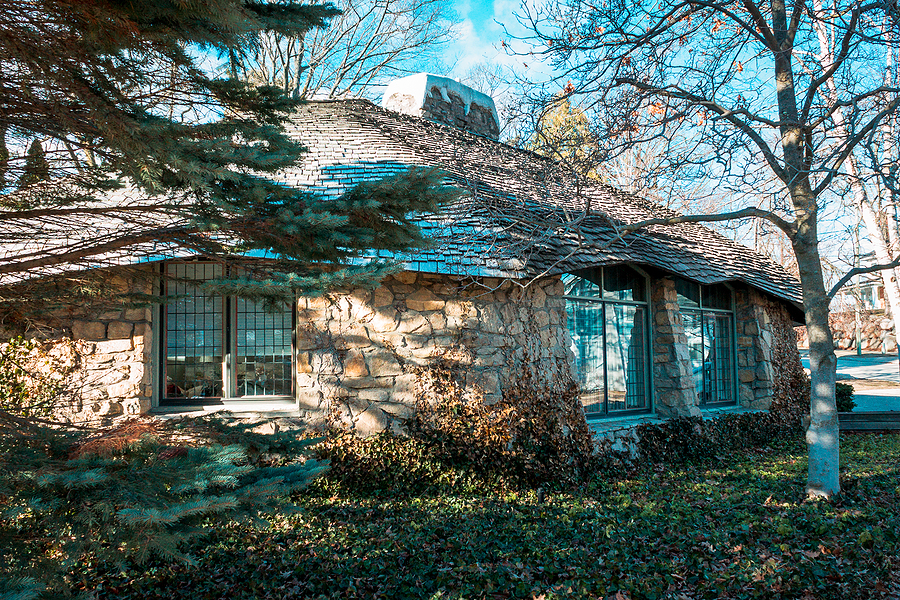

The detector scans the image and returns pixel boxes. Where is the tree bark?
[793,225,840,497]
[772,0,840,496]
[856,181,900,324]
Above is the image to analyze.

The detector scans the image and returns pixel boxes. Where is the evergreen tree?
[0,0,458,302]
[0,126,8,190]
[0,339,328,598]
[16,141,50,189]
[0,406,328,598]
[0,1,459,596]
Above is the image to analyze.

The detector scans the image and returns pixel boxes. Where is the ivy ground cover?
[94,434,899,600]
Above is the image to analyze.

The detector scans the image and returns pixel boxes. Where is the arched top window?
[563,264,647,303]
[563,265,650,417]
[675,278,733,311]
[674,277,736,407]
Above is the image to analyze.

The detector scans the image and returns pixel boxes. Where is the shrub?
[315,395,596,496]
[317,396,810,495]
[0,414,327,598]
[0,336,78,418]
[315,355,599,496]
[312,429,499,496]
[634,409,804,465]
[836,382,856,412]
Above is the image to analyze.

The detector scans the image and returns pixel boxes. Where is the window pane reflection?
[563,269,602,298]
[683,310,735,405]
[566,301,604,414]
[564,265,650,416]
[603,265,646,302]
[708,314,735,404]
[166,263,223,399]
[236,298,293,397]
[683,312,704,398]
[164,263,294,401]
[605,304,648,411]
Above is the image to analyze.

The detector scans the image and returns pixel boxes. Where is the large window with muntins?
[564,265,650,416]
[676,278,736,406]
[162,263,294,404]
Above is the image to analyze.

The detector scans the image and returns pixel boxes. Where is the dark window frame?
[158,261,296,406]
[563,265,652,418]
[676,278,737,408]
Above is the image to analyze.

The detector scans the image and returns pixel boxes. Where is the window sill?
[587,405,764,436]
[587,412,664,436]
[151,399,299,419]
[700,404,762,417]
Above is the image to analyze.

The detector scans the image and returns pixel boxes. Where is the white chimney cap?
[381,73,500,135]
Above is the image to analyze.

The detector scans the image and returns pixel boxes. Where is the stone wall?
[648,278,787,416]
[68,303,153,421]
[735,288,776,410]
[650,277,700,418]
[295,273,796,434]
[795,310,897,353]
[421,86,500,140]
[3,265,802,433]
[0,271,153,422]
[294,272,573,434]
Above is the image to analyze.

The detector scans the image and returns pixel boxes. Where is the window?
[676,278,736,406]
[161,263,294,404]
[563,265,650,416]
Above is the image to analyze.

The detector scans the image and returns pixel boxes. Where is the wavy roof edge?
[287,99,804,312]
[0,98,804,318]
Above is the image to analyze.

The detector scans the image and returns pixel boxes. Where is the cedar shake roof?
[0,98,803,312]
[279,99,804,308]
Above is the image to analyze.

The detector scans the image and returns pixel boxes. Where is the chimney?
[381,73,500,140]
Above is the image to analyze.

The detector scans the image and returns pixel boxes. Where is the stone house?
[5,74,805,433]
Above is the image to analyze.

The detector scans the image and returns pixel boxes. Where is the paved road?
[850,388,900,412]
[800,350,900,382]
[799,350,900,412]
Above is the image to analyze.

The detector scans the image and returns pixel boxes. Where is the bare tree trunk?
[855,178,900,323]
[773,0,840,496]
[808,3,900,349]
[792,214,840,497]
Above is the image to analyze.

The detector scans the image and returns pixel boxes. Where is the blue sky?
[444,0,530,77]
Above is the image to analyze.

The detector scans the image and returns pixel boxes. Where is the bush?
[315,399,810,496]
[315,393,596,496]
[313,351,599,497]
[836,382,856,412]
[0,336,77,418]
[635,409,804,465]
[312,429,499,497]
[0,414,327,599]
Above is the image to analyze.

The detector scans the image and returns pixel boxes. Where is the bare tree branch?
[828,254,900,298]
[233,0,456,99]
[618,206,797,238]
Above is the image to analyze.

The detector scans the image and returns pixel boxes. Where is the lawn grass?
[92,433,899,600]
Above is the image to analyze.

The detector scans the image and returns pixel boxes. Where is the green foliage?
[1,1,459,314]
[0,416,327,598]
[636,410,805,465]
[0,337,76,418]
[634,355,807,465]
[199,166,462,302]
[0,126,8,190]
[314,430,494,497]
[317,404,807,498]
[16,141,49,189]
[57,434,900,599]
[836,382,856,412]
